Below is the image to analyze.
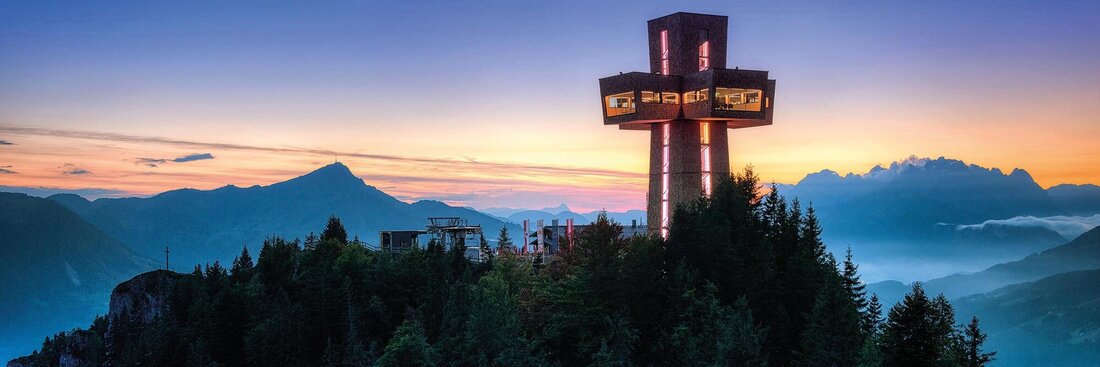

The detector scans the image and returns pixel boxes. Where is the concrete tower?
[598,12,775,237]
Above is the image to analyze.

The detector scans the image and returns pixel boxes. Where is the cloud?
[60,163,91,175]
[0,126,644,180]
[135,158,167,167]
[0,166,16,174]
[173,153,214,163]
[135,153,216,167]
[951,215,1100,240]
[0,140,13,145]
[0,126,648,211]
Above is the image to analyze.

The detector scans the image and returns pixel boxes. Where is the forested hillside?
[14,172,992,367]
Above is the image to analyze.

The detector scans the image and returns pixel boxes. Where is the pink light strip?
[660,30,669,76]
[701,122,711,197]
[661,122,670,238]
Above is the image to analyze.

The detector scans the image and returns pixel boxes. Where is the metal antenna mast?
[164,245,170,271]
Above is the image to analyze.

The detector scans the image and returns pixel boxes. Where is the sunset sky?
[2,1,1098,212]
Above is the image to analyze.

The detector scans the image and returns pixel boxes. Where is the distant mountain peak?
[1008,167,1034,180]
[411,199,449,208]
[796,156,1036,185]
[47,193,90,203]
[538,203,572,215]
[281,162,364,187]
[888,155,931,170]
[312,161,354,176]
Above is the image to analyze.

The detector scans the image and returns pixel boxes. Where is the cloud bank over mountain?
[950,215,1100,239]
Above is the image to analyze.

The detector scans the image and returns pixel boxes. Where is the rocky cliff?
[106,270,181,326]
[7,270,185,367]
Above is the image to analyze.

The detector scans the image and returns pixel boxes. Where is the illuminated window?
[604,92,635,116]
[699,42,708,70]
[698,29,710,71]
[714,88,763,111]
[661,92,679,104]
[642,91,680,104]
[683,89,709,104]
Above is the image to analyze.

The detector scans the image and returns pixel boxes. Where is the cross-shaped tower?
[598,12,776,237]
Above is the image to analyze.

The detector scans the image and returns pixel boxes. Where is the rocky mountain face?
[106,270,181,327]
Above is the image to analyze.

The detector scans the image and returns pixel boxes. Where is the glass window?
[661,92,679,104]
[640,91,683,105]
[683,89,709,104]
[698,29,710,71]
[604,92,635,116]
[714,88,763,111]
[642,91,680,104]
[698,43,709,71]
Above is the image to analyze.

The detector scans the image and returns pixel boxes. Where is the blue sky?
[2,0,1098,210]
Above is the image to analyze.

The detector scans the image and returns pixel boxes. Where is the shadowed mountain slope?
[0,193,153,362]
[954,269,1100,367]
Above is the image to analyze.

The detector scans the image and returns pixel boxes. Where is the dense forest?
[18,170,994,366]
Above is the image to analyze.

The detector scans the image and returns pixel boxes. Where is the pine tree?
[478,234,494,268]
[670,289,764,366]
[760,184,787,239]
[800,206,827,263]
[881,283,941,367]
[497,227,513,253]
[590,313,638,367]
[321,215,348,244]
[931,294,961,365]
[231,245,254,281]
[960,317,994,367]
[864,293,883,334]
[843,247,869,313]
[376,319,437,367]
[800,281,864,367]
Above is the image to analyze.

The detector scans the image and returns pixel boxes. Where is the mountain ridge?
[953,268,1100,367]
[782,156,1075,281]
[868,224,1100,307]
[47,162,519,270]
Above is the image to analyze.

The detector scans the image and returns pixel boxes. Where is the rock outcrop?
[107,270,182,325]
[7,270,185,367]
